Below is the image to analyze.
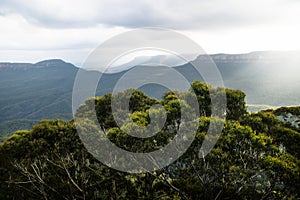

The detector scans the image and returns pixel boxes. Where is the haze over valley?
[0,51,299,135]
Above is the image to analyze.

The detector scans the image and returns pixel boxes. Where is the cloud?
[0,12,127,63]
[0,0,299,64]
[1,0,298,30]
[0,12,128,49]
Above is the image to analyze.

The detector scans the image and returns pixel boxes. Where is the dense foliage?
[0,81,299,199]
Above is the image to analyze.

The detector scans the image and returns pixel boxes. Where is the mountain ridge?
[0,51,299,135]
[0,59,77,71]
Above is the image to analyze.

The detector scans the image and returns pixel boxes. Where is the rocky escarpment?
[0,59,72,70]
[274,107,300,128]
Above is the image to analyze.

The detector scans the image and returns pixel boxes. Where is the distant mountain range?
[1,51,300,135]
[106,54,187,73]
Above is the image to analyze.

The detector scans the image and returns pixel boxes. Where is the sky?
[0,0,300,65]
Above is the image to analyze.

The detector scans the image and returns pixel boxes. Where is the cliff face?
[0,63,34,70]
[197,51,300,64]
[0,59,73,70]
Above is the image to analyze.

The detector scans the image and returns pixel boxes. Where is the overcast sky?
[0,0,300,65]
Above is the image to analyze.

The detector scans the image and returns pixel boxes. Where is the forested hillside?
[1,51,300,136]
[1,81,299,199]
[0,59,77,137]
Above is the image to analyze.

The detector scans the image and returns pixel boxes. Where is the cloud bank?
[1,0,296,29]
[0,0,299,63]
